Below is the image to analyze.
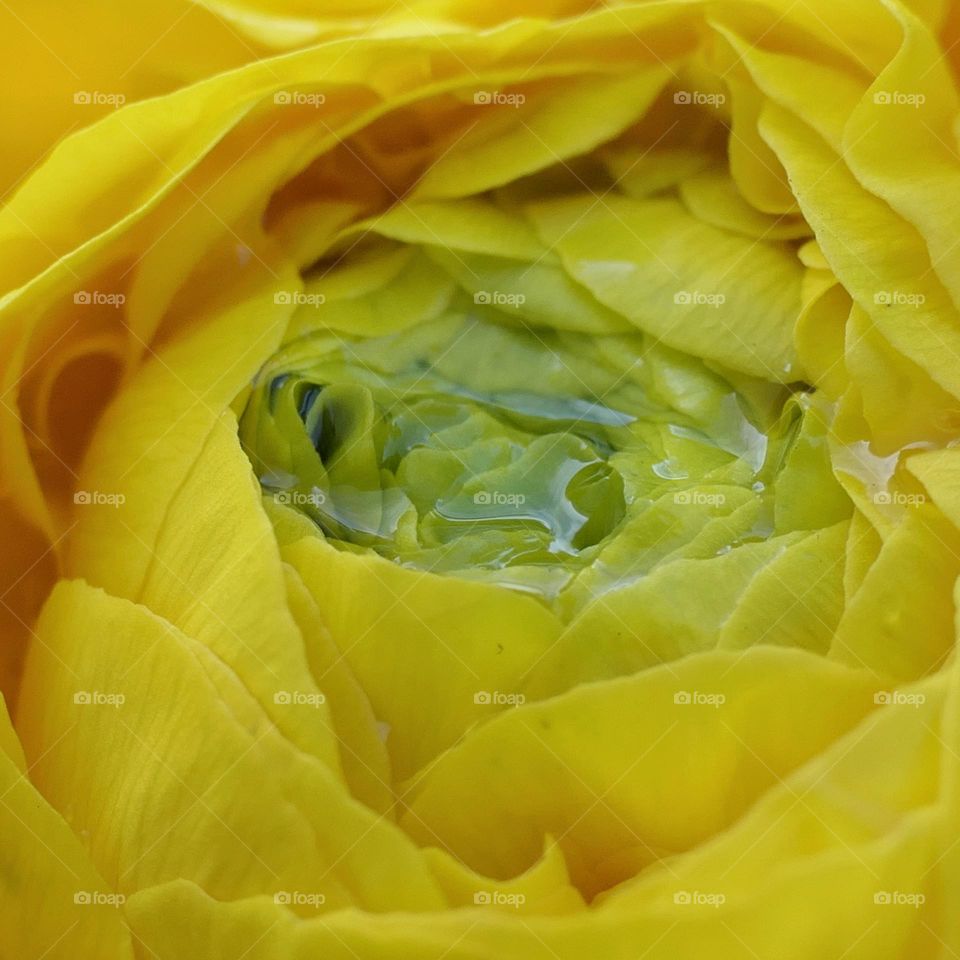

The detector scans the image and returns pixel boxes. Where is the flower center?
[241,313,802,601]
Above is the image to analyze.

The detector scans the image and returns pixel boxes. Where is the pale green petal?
[524,193,802,379]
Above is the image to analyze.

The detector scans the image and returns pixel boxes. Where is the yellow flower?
[3,2,960,958]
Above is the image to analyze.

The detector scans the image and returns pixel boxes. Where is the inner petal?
[240,309,813,609]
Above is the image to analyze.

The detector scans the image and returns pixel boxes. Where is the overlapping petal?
[2,1,960,958]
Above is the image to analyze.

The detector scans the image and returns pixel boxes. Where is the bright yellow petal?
[0,695,134,959]
[18,579,445,911]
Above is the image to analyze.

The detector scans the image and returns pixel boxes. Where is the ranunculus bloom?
[3,1,960,957]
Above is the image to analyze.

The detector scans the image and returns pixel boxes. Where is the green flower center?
[241,310,828,605]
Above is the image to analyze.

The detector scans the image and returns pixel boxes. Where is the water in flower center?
[241,313,800,600]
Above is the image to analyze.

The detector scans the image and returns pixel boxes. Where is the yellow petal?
[281,562,393,814]
[412,70,671,200]
[525,193,802,380]
[424,837,585,914]
[718,522,848,654]
[404,648,879,899]
[830,504,960,678]
[18,579,444,911]
[281,532,561,779]
[0,694,134,959]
